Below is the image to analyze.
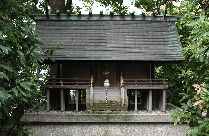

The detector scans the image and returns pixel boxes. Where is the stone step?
[92,106,122,111]
[93,101,124,111]
[94,104,121,106]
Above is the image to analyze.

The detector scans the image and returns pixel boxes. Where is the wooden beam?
[47,85,89,89]
[148,90,152,112]
[162,90,166,112]
[126,85,168,90]
[135,90,138,111]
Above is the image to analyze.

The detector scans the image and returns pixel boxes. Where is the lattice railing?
[47,76,91,87]
[122,79,168,86]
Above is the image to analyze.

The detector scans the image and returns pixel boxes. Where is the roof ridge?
[36,15,180,22]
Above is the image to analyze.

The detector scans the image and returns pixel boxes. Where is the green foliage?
[154,0,209,135]
[189,120,209,136]
[135,0,162,14]
[97,0,127,14]
[135,0,176,15]
[83,0,128,14]
[135,0,209,135]
[83,0,94,11]
[0,0,46,135]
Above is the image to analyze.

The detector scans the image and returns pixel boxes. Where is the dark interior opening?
[64,89,86,111]
[50,89,61,110]
[64,89,76,111]
[78,89,86,111]
[127,89,135,111]
[138,90,148,110]
[152,90,162,111]
[127,89,149,111]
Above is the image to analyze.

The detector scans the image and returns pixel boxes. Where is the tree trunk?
[48,0,65,12]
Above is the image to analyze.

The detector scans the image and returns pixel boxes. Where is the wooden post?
[148,64,153,112]
[75,91,79,111]
[60,89,65,111]
[121,87,125,106]
[90,75,94,107]
[46,89,50,111]
[148,90,152,112]
[120,72,125,106]
[146,92,149,110]
[149,64,151,79]
[59,64,65,111]
[135,90,138,111]
[162,90,166,112]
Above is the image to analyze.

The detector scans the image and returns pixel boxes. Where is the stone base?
[22,111,189,136]
[26,123,188,136]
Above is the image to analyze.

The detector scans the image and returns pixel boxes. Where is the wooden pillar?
[148,90,152,112]
[121,87,125,106]
[59,64,65,111]
[149,64,152,79]
[59,63,63,76]
[146,92,149,110]
[148,63,153,112]
[46,64,53,111]
[60,89,65,111]
[161,90,166,112]
[120,72,125,106]
[46,89,50,111]
[90,75,94,107]
[135,90,138,111]
[75,91,79,111]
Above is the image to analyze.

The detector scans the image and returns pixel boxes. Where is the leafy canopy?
[0,0,45,135]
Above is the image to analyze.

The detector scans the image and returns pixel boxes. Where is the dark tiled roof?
[37,15,183,61]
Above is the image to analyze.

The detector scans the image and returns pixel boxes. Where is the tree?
[83,0,128,14]
[135,0,176,15]
[0,0,45,135]
[155,0,209,135]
